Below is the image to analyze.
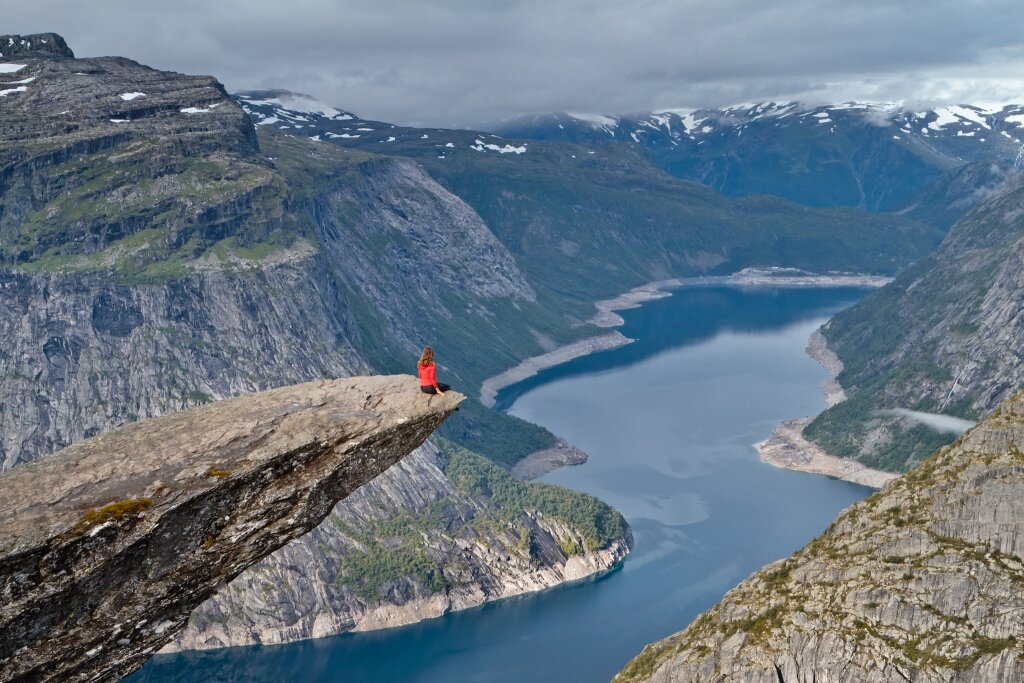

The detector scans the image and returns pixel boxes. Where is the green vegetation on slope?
[333,443,628,601]
[804,176,1024,472]
[416,141,944,306]
[443,442,628,549]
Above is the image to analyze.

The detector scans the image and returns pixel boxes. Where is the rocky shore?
[755,328,897,488]
[755,417,898,489]
[479,331,634,408]
[510,437,589,480]
[486,270,894,481]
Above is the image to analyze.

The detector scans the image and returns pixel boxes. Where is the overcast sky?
[7,0,1024,127]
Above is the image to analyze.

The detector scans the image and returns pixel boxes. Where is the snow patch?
[0,63,26,73]
[88,521,113,537]
[326,132,360,138]
[385,136,396,142]
[0,85,27,97]
[471,138,527,154]
[181,104,222,114]
[929,106,990,131]
[237,93,348,119]
[566,112,619,129]
[109,119,130,123]
[119,92,146,101]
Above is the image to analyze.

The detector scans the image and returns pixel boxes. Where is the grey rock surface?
[616,392,1024,683]
[0,33,626,664]
[0,375,462,682]
[169,440,630,649]
[0,33,74,59]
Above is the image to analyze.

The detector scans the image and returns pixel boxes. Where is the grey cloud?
[6,0,1024,127]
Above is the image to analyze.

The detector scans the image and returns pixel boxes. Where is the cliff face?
[0,34,631,657]
[169,442,631,649]
[0,376,462,683]
[804,172,1024,472]
[616,392,1024,683]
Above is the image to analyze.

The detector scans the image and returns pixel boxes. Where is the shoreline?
[481,268,892,408]
[483,268,894,482]
[755,326,899,490]
[510,437,588,480]
[755,417,898,489]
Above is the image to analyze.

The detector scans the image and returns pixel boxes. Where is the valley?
[3,25,1024,683]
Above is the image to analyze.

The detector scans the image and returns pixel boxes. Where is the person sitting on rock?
[418,346,450,395]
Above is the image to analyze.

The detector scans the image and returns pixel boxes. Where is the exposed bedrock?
[0,375,462,682]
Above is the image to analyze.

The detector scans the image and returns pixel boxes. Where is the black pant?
[420,383,450,394]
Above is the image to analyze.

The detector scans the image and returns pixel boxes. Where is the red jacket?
[418,362,439,389]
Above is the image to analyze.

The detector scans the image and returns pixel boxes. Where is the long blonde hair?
[418,346,434,367]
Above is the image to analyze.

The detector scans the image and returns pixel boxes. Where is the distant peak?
[0,32,75,59]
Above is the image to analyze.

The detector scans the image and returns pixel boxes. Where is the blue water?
[132,286,873,683]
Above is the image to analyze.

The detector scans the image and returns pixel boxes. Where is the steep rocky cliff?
[169,441,630,649]
[804,171,1024,472]
[0,375,461,682]
[0,33,631,655]
[616,391,1024,683]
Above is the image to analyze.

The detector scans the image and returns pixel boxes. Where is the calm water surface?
[133,286,873,683]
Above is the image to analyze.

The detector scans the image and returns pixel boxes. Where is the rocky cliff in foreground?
[616,392,1024,683]
[169,440,630,650]
[0,375,461,682]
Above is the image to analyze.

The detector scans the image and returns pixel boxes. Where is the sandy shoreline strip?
[755,311,899,489]
[479,331,634,409]
[755,417,898,489]
[589,270,891,329]
[482,268,892,408]
[484,268,893,482]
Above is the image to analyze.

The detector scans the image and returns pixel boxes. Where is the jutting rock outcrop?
[616,391,1024,683]
[0,375,462,683]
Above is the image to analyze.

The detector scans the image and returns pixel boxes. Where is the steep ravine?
[616,391,1024,683]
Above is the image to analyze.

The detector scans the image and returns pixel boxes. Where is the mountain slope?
[170,441,630,650]
[0,34,630,654]
[236,91,945,311]
[617,391,1024,683]
[804,171,1024,472]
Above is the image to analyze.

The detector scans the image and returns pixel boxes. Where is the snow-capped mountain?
[235,90,530,159]
[500,102,1024,211]
[500,102,1024,151]
[237,90,1019,214]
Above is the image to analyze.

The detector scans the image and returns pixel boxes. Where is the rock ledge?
[0,375,461,682]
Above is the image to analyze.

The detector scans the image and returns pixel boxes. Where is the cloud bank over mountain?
[7,0,1024,126]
